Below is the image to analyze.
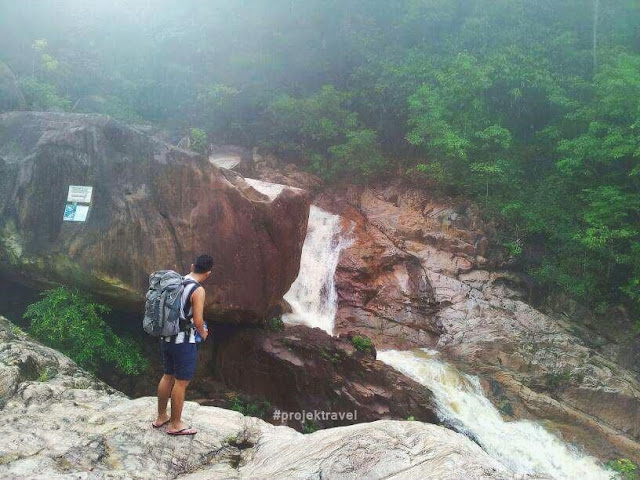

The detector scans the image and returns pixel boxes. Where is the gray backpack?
[143,270,198,337]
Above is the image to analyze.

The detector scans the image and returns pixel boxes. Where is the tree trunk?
[593,0,600,73]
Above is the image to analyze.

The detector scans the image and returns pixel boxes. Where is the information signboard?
[63,204,90,222]
[67,185,93,204]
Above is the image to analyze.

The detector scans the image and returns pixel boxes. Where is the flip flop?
[167,426,197,436]
[152,419,170,428]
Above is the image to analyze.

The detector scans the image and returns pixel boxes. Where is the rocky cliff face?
[214,325,439,429]
[0,113,310,321]
[0,316,513,479]
[256,160,640,464]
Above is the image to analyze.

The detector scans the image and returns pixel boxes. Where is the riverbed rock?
[0,316,514,479]
[0,112,310,321]
[214,325,439,429]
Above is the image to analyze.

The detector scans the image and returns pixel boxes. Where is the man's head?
[191,254,214,280]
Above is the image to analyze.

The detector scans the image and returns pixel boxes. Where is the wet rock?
[0,112,310,322]
[215,325,439,429]
[316,191,440,350]
[255,156,325,193]
[209,144,254,177]
[0,316,513,480]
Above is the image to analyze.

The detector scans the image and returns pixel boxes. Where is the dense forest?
[1,0,639,328]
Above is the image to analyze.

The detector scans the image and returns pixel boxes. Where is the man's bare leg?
[154,374,174,426]
[168,379,195,433]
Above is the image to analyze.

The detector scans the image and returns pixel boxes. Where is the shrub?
[328,128,386,180]
[267,316,284,332]
[351,335,373,353]
[23,287,147,375]
[18,77,70,111]
[302,420,319,434]
[229,395,271,419]
[606,459,639,480]
[190,128,208,154]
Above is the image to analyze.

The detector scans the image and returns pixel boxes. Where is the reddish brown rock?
[0,112,310,322]
[215,325,438,429]
[254,154,325,193]
[315,191,440,350]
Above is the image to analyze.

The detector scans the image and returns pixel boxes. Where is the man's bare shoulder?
[193,285,205,298]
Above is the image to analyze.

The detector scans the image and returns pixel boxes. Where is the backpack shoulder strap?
[181,279,202,322]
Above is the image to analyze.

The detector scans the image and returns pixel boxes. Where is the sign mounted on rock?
[63,185,93,222]
[63,204,90,222]
[67,185,93,203]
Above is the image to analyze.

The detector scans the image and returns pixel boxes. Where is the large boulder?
[0,62,25,113]
[0,112,310,321]
[214,325,439,429]
[0,316,513,479]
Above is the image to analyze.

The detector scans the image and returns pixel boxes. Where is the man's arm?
[191,287,208,340]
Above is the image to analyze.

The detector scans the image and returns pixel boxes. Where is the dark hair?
[193,254,214,273]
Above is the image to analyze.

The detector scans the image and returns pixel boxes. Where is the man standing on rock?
[152,254,213,435]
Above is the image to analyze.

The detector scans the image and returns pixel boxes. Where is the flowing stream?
[378,349,611,480]
[245,178,348,335]
[282,205,349,335]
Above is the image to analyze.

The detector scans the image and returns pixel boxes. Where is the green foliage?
[351,335,373,353]
[74,95,141,123]
[606,459,639,480]
[302,420,319,434]
[328,129,386,179]
[319,347,341,365]
[503,240,523,259]
[229,395,271,419]
[267,316,284,332]
[406,416,416,421]
[189,128,208,154]
[38,367,56,382]
[260,85,385,180]
[18,77,70,111]
[23,287,147,375]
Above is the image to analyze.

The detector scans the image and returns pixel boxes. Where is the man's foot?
[152,415,170,428]
[167,425,197,436]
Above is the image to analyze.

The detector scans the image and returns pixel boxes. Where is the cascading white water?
[282,205,350,335]
[244,179,348,335]
[244,178,287,200]
[378,349,611,480]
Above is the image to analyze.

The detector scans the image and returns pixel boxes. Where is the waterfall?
[244,178,286,200]
[378,349,611,480]
[282,205,350,335]
[245,179,349,335]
